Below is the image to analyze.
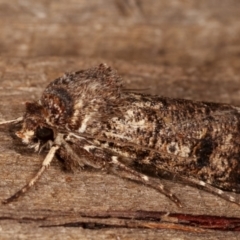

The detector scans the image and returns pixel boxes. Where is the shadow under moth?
[1,63,240,207]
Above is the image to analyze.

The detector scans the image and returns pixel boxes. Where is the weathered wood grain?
[1,0,240,239]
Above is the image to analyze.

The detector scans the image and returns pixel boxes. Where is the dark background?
[0,1,240,239]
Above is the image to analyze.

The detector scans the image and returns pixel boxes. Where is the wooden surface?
[1,1,240,239]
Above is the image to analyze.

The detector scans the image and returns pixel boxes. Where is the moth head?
[16,102,54,149]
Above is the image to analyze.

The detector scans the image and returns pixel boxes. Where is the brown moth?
[1,63,240,207]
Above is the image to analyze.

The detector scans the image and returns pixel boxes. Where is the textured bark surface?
[1,1,240,239]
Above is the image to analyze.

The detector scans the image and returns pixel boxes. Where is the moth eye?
[36,127,54,141]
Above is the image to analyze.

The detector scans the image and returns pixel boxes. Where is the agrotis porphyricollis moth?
[1,63,240,207]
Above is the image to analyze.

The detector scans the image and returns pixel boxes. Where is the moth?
[1,63,240,207]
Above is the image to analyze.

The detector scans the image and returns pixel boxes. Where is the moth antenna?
[2,144,60,204]
[0,117,23,125]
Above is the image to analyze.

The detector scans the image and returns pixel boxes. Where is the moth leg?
[178,175,240,206]
[38,140,53,154]
[109,156,182,207]
[63,136,104,169]
[2,144,60,204]
[68,141,182,207]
